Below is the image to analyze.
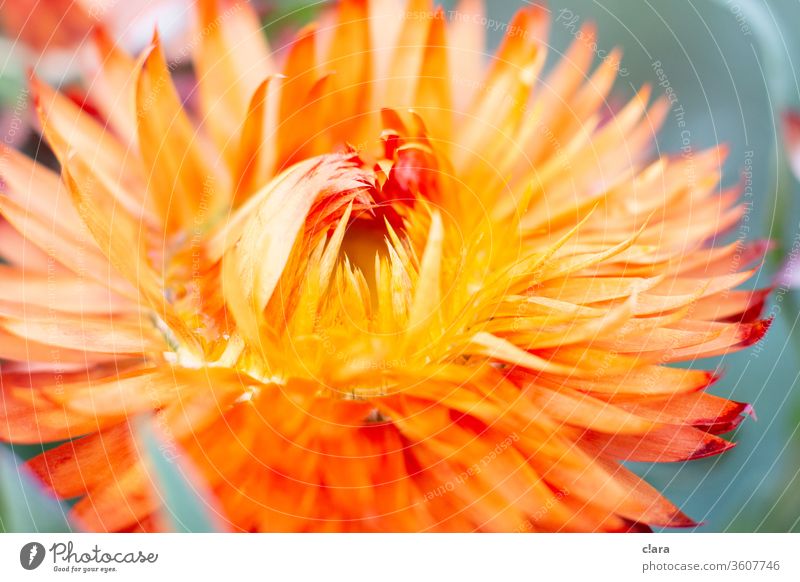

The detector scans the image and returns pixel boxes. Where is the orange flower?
[0,0,197,54]
[0,0,193,80]
[0,0,770,532]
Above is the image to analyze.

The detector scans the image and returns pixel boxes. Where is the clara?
[642,545,670,553]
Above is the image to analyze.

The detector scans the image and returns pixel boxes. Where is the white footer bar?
[1,533,797,581]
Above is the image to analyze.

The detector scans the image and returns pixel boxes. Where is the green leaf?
[136,418,224,533]
[262,0,323,31]
[0,445,74,533]
[0,39,26,106]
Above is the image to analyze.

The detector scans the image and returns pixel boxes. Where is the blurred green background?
[485,0,800,533]
[547,0,800,533]
[1,0,799,532]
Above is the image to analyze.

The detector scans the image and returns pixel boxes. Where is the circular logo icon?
[19,542,46,570]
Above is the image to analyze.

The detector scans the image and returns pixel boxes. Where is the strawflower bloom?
[0,0,771,532]
[0,0,194,81]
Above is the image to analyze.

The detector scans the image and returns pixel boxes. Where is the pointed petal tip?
[741,317,772,347]
[703,370,722,389]
[579,21,598,41]
[670,514,700,528]
[694,399,755,434]
[651,508,698,529]
[688,436,736,461]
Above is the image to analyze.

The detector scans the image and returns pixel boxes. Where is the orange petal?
[27,422,136,498]
[137,34,224,234]
[578,424,735,462]
[233,78,275,203]
[85,27,142,148]
[0,265,134,314]
[414,8,452,143]
[194,0,273,167]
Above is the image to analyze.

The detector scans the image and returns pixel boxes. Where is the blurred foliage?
[0,39,25,107]
[137,420,224,533]
[263,0,324,30]
[0,445,74,533]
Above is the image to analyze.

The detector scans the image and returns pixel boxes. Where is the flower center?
[339,216,392,294]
